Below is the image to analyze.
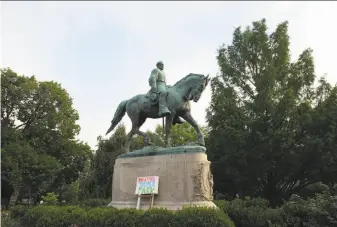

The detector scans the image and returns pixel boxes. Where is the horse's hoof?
[198,140,205,147]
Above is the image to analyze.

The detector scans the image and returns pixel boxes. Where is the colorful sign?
[135,176,159,195]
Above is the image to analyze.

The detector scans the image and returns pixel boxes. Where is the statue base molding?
[108,146,217,210]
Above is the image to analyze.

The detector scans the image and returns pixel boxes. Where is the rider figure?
[149,61,171,117]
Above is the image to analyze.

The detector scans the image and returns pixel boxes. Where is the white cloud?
[2,1,336,149]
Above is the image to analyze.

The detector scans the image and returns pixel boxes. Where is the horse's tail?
[105,100,128,135]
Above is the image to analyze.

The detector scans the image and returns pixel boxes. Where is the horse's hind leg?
[134,117,152,145]
[124,115,151,153]
[124,103,139,153]
[135,129,152,146]
[124,128,135,153]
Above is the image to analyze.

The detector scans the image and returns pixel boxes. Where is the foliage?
[41,192,59,205]
[214,187,337,227]
[1,68,92,204]
[297,181,331,199]
[215,198,284,227]
[57,180,80,203]
[10,191,336,227]
[78,124,127,199]
[175,206,235,227]
[79,198,111,207]
[154,122,208,147]
[207,19,337,206]
[1,141,62,192]
[11,205,234,227]
[1,210,22,227]
[282,189,337,227]
[10,205,29,219]
[1,68,79,138]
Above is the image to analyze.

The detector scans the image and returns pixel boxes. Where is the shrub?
[24,205,71,227]
[12,205,235,227]
[215,198,285,227]
[175,206,235,227]
[297,182,331,199]
[282,193,337,227]
[2,210,22,227]
[84,207,116,227]
[215,191,337,227]
[139,208,175,227]
[79,198,111,207]
[10,205,28,219]
[41,192,58,205]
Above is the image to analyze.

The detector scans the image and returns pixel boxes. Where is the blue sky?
[2,2,337,149]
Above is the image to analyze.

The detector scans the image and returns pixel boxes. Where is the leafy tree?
[1,68,91,204]
[1,141,62,194]
[58,180,80,203]
[151,122,208,147]
[206,19,337,206]
[79,124,127,199]
[1,68,80,140]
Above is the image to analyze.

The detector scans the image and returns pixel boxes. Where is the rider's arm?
[149,69,159,89]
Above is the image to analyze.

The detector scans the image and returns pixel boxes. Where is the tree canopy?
[1,68,92,202]
[206,19,337,206]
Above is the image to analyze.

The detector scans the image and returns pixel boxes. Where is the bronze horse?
[106,73,210,152]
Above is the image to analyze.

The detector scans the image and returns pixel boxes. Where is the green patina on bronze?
[117,145,207,159]
[105,61,210,153]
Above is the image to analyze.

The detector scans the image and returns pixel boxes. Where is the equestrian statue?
[105,61,210,153]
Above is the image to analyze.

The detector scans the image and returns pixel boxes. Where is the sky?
[1,1,337,149]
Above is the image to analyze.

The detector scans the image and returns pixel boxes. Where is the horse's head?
[173,73,210,102]
[188,74,210,102]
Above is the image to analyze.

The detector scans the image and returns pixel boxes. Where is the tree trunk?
[8,186,20,208]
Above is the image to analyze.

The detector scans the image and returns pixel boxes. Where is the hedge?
[215,198,284,227]
[11,205,235,227]
[10,191,336,227]
[214,193,337,227]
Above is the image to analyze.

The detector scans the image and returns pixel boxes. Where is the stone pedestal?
[108,146,217,210]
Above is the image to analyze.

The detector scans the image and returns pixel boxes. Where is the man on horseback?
[106,69,209,152]
[148,61,184,124]
[148,61,171,117]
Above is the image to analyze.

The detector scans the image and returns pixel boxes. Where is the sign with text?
[135,176,159,195]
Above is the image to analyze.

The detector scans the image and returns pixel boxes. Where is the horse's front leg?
[164,115,173,147]
[181,112,205,146]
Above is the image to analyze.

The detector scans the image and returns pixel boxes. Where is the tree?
[1,68,80,140]
[153,122,208,147]
[1,140,62,204]
[206,19,337,206]
[1,68,91,204]
[79,124,127,199]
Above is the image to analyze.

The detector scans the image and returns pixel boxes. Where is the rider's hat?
[156,61,164,66]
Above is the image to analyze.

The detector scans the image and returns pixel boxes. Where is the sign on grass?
[135,176,159,195]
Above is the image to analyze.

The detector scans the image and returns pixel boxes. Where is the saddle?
[145,89,185,125]
[145,90,159,106]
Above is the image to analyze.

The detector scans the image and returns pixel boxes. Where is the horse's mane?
[173,73,204,87]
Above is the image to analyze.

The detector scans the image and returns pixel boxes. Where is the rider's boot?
[158,92,171,117]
